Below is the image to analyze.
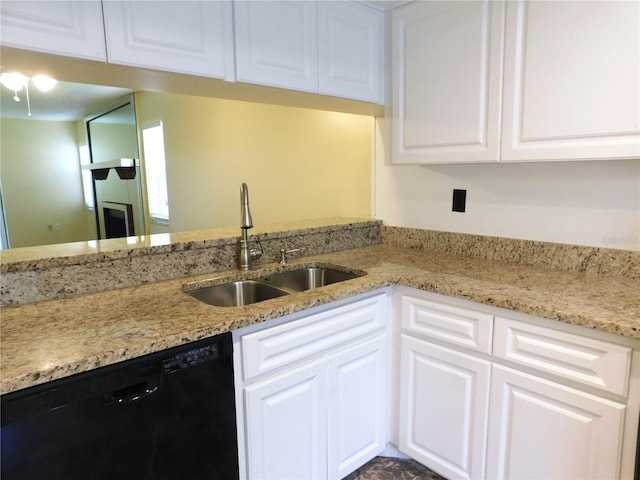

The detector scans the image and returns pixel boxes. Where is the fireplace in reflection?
[102,202,135,239]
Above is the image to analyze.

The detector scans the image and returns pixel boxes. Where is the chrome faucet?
[238,183,263,270]
[279,247,301,265]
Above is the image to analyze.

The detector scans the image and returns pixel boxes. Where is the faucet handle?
[251,235,264,261]
[279,248,301,265]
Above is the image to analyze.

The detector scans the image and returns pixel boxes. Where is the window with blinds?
[142,122,170,224]
[78,144,95,210]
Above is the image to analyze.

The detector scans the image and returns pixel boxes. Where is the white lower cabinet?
[244,358,328,480]
[235,292,390,480]
[485,364,626,480]
[396,288,639,480]
[399,335,490,480]
[327,334,388,479]
[236,287,638,479]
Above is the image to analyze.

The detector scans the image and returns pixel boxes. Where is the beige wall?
[136,91,372,234]
[0,118,95,248]
[89,122,138,163]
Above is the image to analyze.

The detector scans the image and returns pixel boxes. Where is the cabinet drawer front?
[493,317,632,397]
[400,295,493,353]
[241,294,387,381]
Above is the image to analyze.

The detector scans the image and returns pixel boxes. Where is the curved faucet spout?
[240,182,253,229]
[238,183,261,270]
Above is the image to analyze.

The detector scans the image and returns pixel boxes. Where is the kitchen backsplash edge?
[3,221,637,307]
[382,225,640,279]
[0,219,381,306]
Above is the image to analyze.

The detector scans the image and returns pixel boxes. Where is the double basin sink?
[186,266,363,307]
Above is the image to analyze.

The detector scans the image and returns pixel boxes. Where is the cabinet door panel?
[391,1,504,163]
[0,0,105,60]
[244,359,327,480]
[486,365,626,479]
[234,0,318,92]
[318,2,383,103]
[501,1,640,161]
[103,0,233,79]
[399,334,490,480]
[327,334,388,478]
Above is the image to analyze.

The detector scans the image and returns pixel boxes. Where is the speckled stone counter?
[0,218,381,306]
[2,240,639,394]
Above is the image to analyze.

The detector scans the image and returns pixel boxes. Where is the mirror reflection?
[0,79,373,249]
[87,96,146,240]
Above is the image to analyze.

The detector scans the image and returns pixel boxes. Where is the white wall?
[374,120,640,251]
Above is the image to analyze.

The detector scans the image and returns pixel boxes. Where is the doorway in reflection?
[86,95,146,240]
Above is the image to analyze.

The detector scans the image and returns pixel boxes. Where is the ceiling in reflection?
[0,80,132,122]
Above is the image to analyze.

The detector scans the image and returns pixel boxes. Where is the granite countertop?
[1,244,639,394]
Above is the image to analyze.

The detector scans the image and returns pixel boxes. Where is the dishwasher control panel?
[162,344,219,373]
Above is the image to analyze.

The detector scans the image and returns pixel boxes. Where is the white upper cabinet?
[318,1,383,103]
[390,1,504,163]
[1,0,383,104]
[234,0,318,92]
[0,0,106,60]
[234,0,383,102]
[501,0,640,161]
[102,0,234,80]
[390,0,640,164]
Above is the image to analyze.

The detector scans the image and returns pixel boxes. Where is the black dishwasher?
[1,332,239,480]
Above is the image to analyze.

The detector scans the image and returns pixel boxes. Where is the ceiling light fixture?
[32,75,57,92]
[0,72,57,117]
[0,72,28,92]
[0,72,28,103]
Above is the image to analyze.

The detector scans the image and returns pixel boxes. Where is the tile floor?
[343,456,448,480]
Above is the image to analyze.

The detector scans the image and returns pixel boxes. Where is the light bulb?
[32,75,57,92]
[0,72,28,92]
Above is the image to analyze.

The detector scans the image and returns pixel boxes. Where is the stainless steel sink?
[259,267,361,292]
[187,266,363,307]
[187,280,290,307]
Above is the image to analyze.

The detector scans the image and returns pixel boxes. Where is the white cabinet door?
[238,292,390,480]
[501,0,640,161]
[486,364,626,480]
[390,1,504,164]
[0,0,106,60]
[398,334,491,480]
[234,0,318,92]
[244,359,327,480]
[318,1,383,104]
[102,0,233,80]
[327,334,388,479]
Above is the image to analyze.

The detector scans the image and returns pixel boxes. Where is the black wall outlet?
[452,189,466,212]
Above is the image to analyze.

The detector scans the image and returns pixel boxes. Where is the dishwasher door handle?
[104,377,161,405]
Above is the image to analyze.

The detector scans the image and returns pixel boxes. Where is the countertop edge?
[2,246,638,395]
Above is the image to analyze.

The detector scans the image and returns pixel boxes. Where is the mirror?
[87,96,146,240]
[0,48,375,250]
